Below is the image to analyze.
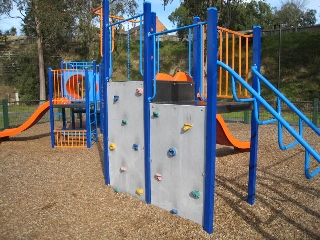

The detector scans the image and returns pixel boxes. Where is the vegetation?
[261,30,320,101]
[0,0,318,102]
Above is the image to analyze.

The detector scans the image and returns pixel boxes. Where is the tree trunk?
[35,10,46,104]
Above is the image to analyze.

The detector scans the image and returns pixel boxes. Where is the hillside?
[0,31,319,102]
[261,30,320,101]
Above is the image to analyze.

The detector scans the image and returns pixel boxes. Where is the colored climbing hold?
[191,190,201,199]
[168,147,177,157]
[114,188,119,193]
[170,209,178,214]
[122,119,127,125]
[153,111,159,117]
[136,188,143,196]
[120,167,126,172]
[114,95,119,102]
[109,143,116,150]
[136,88,143,96]
[183,123,193,132]
[133,143,139,151]
[155,173,162,181]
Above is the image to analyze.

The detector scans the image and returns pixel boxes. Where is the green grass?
[261,31,320,101]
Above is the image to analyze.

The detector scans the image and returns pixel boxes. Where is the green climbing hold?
[122,119,127,125]
[114,188,119,193]
[191,190,201,199]
[153,111,159,117]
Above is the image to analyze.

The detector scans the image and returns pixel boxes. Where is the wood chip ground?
[0,122,319,239]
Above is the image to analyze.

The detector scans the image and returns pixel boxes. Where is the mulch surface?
[0,122,319,239]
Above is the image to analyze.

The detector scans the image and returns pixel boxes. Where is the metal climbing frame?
[101,0,319,236]
[48,61,99,148]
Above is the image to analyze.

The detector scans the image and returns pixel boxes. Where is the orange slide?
[216,114,250,150]
[0,101,50,138]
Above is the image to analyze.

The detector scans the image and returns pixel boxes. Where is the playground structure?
[0,0,319,235]
[48,61,100,148]
[99,1,320,234]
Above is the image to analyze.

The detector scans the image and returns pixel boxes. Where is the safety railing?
[217,26,253,99]
[218,60,320,179]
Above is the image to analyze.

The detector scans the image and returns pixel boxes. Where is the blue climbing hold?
[170,209,178,214]
[114,95,119,102]
[168,147,177,157]
[133,143,139,151]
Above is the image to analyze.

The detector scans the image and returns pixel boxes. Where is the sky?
[1,0,319,35]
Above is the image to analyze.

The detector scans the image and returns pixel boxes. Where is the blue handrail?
[149,22,206,37]
[218,60,320,179]
[148,33,157,102]
[139,15,144,76]
[107,14,143,28]
[198,24,207,102]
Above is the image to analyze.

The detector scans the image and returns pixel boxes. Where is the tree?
[1,0,140,101]
[9,26,17,35]
[166,0,275,31]
[230,0,274,30]
[168,2,191,39]
[0,0,12,16]
[274,0,317,27]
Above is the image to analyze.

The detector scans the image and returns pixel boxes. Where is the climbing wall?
[150,103,206,225]
[108,81,145,200]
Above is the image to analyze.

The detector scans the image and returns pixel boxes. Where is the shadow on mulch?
[215,149,319,240]
[3,132,51,141]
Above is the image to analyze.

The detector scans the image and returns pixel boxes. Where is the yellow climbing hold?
[109,143,116,150]
[183,123,193,132]
[136,188,143,196]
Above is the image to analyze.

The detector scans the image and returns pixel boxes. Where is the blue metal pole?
[143,2,152,204]
[203,7,218,234]
[103,0,110,185]
[247,26,261,205]
[48,68,55,148]
[85,68,91,148]
[193,17,201,100]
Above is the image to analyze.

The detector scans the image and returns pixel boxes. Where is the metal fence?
[222,98,319,126]
[0,98,319,131]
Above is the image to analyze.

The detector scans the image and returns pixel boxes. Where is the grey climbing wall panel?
[108,81,145,200]
[150,103,206,225]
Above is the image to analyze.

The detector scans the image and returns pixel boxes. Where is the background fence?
[0,99,57,131]
[1,98,319,132]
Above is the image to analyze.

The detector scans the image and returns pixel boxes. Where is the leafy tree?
[0,0,12,16]
[274,0,317,27]
[168,2,191,39]
[166,0,274,31]
[230,0,274,30]
[9,26,17,35]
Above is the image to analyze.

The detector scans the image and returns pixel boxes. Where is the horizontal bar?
[107,14,143,28]
[150,22,206,37]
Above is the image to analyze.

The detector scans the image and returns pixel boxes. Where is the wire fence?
[0,98,319,131]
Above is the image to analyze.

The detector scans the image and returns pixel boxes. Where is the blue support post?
[85,68,91,148]
[203,8,218,234]
[193,17,201,100]
[48,68,55,148]
[143,2,153,204]
[103,0,111,185]
[247,26,261,205]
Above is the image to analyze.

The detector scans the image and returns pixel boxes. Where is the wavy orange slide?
[0,101,50,138]
[216,114,250,150]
